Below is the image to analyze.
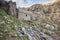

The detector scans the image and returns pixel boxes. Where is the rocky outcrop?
[0,0,17,18]
[9,1,60,40]
[0,0,60,40]
[11,25,54,40]
[43,1,60,23]
[28,4,44,12]
[8,1,17,17]
[18,4,44,21]
[41,23,56,30]
[22,27,53,40]
[18,1,60,23]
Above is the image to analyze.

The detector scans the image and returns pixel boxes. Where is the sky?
[6,0,54,7]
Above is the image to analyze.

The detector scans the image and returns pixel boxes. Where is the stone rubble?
[15,26,53,40]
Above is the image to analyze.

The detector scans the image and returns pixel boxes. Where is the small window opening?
[26,14,27,16]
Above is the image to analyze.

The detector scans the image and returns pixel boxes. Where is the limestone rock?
[22,27,53,40]
[41,23,57,31]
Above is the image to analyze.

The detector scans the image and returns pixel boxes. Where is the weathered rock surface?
[0,0,60,40]
[22,27,53,40]
[18,4,45,21]
[41,23,55,30]
[18,1,60,23]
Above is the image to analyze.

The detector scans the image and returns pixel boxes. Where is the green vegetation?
[0,9,9,40]
[0,9,7,16]
[55,23,60,37]
[44,31,50,35]
[21,21,36,27]
[40,17,54,25]
[0,9,21,40]
[37,17,54,31]
[20,36,28,40]
[40,17,60,37]
[0,8,60,40]
[0,9,36,40]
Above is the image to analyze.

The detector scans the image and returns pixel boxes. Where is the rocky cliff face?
[18,4,44,21]
[18,1,60,23]
[43,1,60,23]
[0,9,58,40]
[0,0,60,40]
[17,1,60,40]
[0,0,17,18]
